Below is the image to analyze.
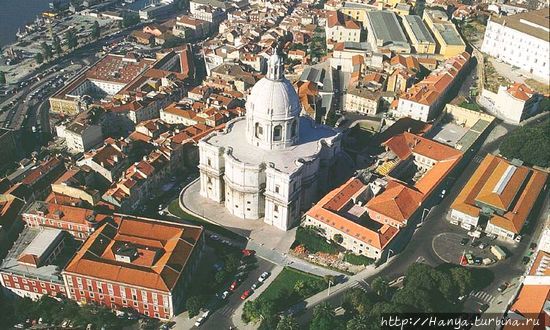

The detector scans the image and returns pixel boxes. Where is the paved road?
[294,117,550,326]
[172,258,277,330]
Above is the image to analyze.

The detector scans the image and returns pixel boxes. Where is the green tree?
[53,35,62,55]
[162,35,186,49]
[224,253,240,274]
[41,42,52,60]
[333,233,343,244]
[450,267,474,297]
[276,315,300,330]
[342,288,372,316]
[499,121,550,167]
[346,314,373,330]
[34,52,44,64]
[65,30,78,49]
[186,296,203,318]
[392,286,434,312]
[371,276,389,299]
[0,71,6,85]
[91,21,100,39]
[215,269,227,284]
[310,302,338,330]
[122,12,140,28]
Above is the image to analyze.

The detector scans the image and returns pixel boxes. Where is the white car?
[220,290,229,300]
[258,271,270,282]
[194,310,210,327]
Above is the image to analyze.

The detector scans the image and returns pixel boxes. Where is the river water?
[0,0,50,47]
[0,0,150,47]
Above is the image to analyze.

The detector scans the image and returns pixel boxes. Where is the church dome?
[246,76,301,121]
[245,49,302,150]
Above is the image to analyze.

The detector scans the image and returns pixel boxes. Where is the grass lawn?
[459,101,481,112]
[259,267,326,308]
[168,199,243,240]
[525,78,550,95]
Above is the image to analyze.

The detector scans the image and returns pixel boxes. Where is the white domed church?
[198,49,342,231]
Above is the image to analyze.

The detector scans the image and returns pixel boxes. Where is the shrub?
[295,227,338,254]
[344,253,375,266]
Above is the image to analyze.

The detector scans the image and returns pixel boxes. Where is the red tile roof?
[451,154,548,234]
[63,216,203,292]
[306,178,400,250]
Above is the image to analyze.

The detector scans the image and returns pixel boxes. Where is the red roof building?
[62,216,204,320]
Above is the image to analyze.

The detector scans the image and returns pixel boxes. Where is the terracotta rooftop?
[63,216,203,292]
[451,154,548,234]
[306,178,400,250]
[506,284,550,330]
[368,132,462,223]
[507,83,535,101]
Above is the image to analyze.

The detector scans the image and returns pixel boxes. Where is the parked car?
[258,271,270,282]
[530,243,538,251]
[251,282,260,290]
[242,249,256,257]
[460,238,469,246]
[241,290,252,300]
[497,282,509,292]
[229,279,242,291]
[478,242,487,249]
[474,257,483,265]
[478,303,489,313]
[218,291,229,300]
[194,310,210,327]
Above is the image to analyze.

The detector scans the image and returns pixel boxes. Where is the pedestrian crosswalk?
[472,155,484,164]
[220,305,237,317]
[470,290,495,304]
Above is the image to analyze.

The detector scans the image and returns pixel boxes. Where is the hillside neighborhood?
[0,0,549,329]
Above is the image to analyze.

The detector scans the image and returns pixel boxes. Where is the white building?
[482,83,542,124]
[198,50,342,231]
[481,9,550,84]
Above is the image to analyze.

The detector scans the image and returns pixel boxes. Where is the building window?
[274,205,279,213]
[275,185,280,193]
[273,125,282,141]
[291,120,297,137]
[255,123,263,138]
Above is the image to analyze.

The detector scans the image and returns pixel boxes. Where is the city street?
[293,116,550,326]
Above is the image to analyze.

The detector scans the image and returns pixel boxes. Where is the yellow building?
[402,15,437,54]
[423,10,466,58]
[340,2,378,26]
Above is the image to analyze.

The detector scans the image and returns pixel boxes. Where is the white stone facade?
[481,17,550,84]
[198,51,342,231]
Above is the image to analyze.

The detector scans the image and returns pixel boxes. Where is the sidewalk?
[231,266,285,330]
[179,179,342,277]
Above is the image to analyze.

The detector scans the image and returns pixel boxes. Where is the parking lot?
[171,234,277,330]
[432,231,508,267]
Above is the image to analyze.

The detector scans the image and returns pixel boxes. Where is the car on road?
[530,243,538,251]
[497,282,509,292]
[460,238,469,246]
[522,256,530,265]
[241,290,252,300]
[229,279,242,291]
[217,291,229,300]
[478,242,487,249]
[194,310,210,327]
[258,271,270,282]
[478,303,489,313]
[242,249,256,257]
[474,257,482,265]
[251,282,260,290]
